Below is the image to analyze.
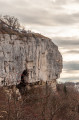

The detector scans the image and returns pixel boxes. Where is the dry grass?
[0,20,50,40]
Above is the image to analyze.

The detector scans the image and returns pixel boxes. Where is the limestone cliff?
[0,33,62,86]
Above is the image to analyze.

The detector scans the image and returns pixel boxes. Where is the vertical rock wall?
[0,34,62,86]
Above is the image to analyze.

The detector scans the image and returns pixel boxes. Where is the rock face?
[0,33,62,87]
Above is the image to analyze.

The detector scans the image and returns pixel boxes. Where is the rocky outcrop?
[0,33,62,88]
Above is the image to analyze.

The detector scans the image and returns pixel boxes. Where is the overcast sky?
[0,0,79,83]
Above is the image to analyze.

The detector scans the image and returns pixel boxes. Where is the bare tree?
[1,15,20,30]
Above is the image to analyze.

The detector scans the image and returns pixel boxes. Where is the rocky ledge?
[0,32,62,91]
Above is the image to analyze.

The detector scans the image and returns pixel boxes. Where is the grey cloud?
[73,13,79,18]
[53,0,79,5]
[64,61,79,71]
[18,12,79,26]
[0,0,79,26]
[53,14,75,25]
[20,11,79,26]
[59,77,79,82]
[60,61,79,83]
[0,1,11,10]
[53,38,79,48]
[52,12,79,25]
[0,0,55,26]
[75,0,79,3]
[55,0,67,4]
[52,0,72,5]
[9,0,28,5]
[64,50,79,54]
[17,10,55,26]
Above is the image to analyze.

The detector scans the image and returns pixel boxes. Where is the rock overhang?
[0,33,62,86]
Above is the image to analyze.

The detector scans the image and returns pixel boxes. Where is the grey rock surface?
[0,34,62,86]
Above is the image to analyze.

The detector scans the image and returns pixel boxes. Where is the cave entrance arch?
[21,69,29,85]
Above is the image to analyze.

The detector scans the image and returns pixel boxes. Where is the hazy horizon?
[0,0,79,83]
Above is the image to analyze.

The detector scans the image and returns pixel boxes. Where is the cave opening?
[21,69,29,85]
[16,69,29,94]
